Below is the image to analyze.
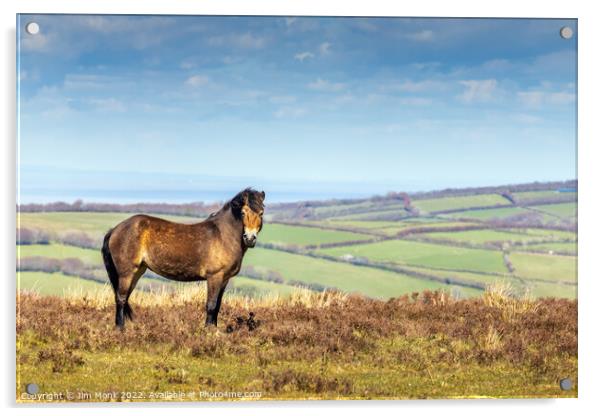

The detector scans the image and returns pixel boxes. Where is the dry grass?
[480,325,503,352]
[16,288,577,401]
[483,281,540,323]
[59,283,349,310]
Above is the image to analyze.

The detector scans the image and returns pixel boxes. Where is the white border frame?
[3,1,601,415]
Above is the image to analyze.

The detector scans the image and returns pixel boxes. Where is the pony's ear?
[260,191,265,201]
[242,192,249,205]
[230,192,244,218]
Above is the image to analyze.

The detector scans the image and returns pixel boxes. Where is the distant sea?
[20,166,572,206]
[17,189,379,205]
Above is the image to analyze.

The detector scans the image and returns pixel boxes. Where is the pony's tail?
[102,229,134,322]
[102,229,119,294]
[123,303,134,321]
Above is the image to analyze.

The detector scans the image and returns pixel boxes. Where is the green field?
[522,228,577,240]
[509,252,577,283]
[444,206,530,220]
[350,221,485,237]
[512,190,561,201]
[420,229,547,245]
[16,185,578,300]
[400,265,502,286]
[321,219,465,236]
[318,239,507,274]
[321,220,408,229]
[19,212,201,239]
[524,280,577,298]
[400,264,576,299]
[521,242,577,255]
[19,243,102,265]
[260,223,372,246]
[413,194,510,213]
[311,200,414,219]
[313,200,379,216]
[18,271,107,295]
[330,208,408,221]
[443,204,576,223]
[244,247,476,298]
[532,202,577,218]
[228,276,299,297]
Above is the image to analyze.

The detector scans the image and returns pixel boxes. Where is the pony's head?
[230,188,265,248]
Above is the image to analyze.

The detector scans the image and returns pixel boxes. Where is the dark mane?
[228,187,265,219]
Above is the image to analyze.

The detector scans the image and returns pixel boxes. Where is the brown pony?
[101,188,265,328]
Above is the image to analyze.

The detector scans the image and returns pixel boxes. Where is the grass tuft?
[483,281,540,323]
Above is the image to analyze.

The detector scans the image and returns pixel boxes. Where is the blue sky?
[17,15,577,203]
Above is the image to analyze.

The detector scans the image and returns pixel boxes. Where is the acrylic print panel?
[16,15,577,402]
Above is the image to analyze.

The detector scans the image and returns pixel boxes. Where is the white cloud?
[333,94,354,104]
[393,79,446,92]
[406,30,434,42]
[180,60,196,70]
[399,97,432,106]
[458,79,498,103]
[80,16,176,50]
[308,78,346,92]
[410,62,441,71]
[185,75,209,88]
[549,92,576,104]
[294,51,314,62]
[274,106,307,118]
[351,19,378,32]
[517,91,544,107]
[80,16,121,32]
[269,95,297,104]
[514,113,543,124]
[236,33,267,49]
[87,97,126,112]
[366,93,387,104]
[384,124,404,134]
[80,15,177,35]
[21,32,50,52]
[207,33,266,49]
[517,90,575,107]
[319,42,332,55]
[222,56,241,65]
[63,74,121,90]
[19,15,180,57]
[481,59,514,72]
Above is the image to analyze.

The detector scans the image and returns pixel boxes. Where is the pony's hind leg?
[115,265,146,328]
[124,264,146,321]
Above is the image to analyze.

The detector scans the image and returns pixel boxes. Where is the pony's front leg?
[205,276,227,326]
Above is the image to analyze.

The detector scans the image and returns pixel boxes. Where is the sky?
[17,15,577,203]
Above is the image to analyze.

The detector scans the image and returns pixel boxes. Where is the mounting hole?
[560,26,573,40]
[25,383,39,394]
[25,22,40,35]
[559,378,573,391]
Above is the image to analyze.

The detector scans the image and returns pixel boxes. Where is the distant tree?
[61,231,98,249]
[17,256,61,273]
[16,227,51,245]
[72,199,84,210]
[500,191,516,205]
[17,228,36,245]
